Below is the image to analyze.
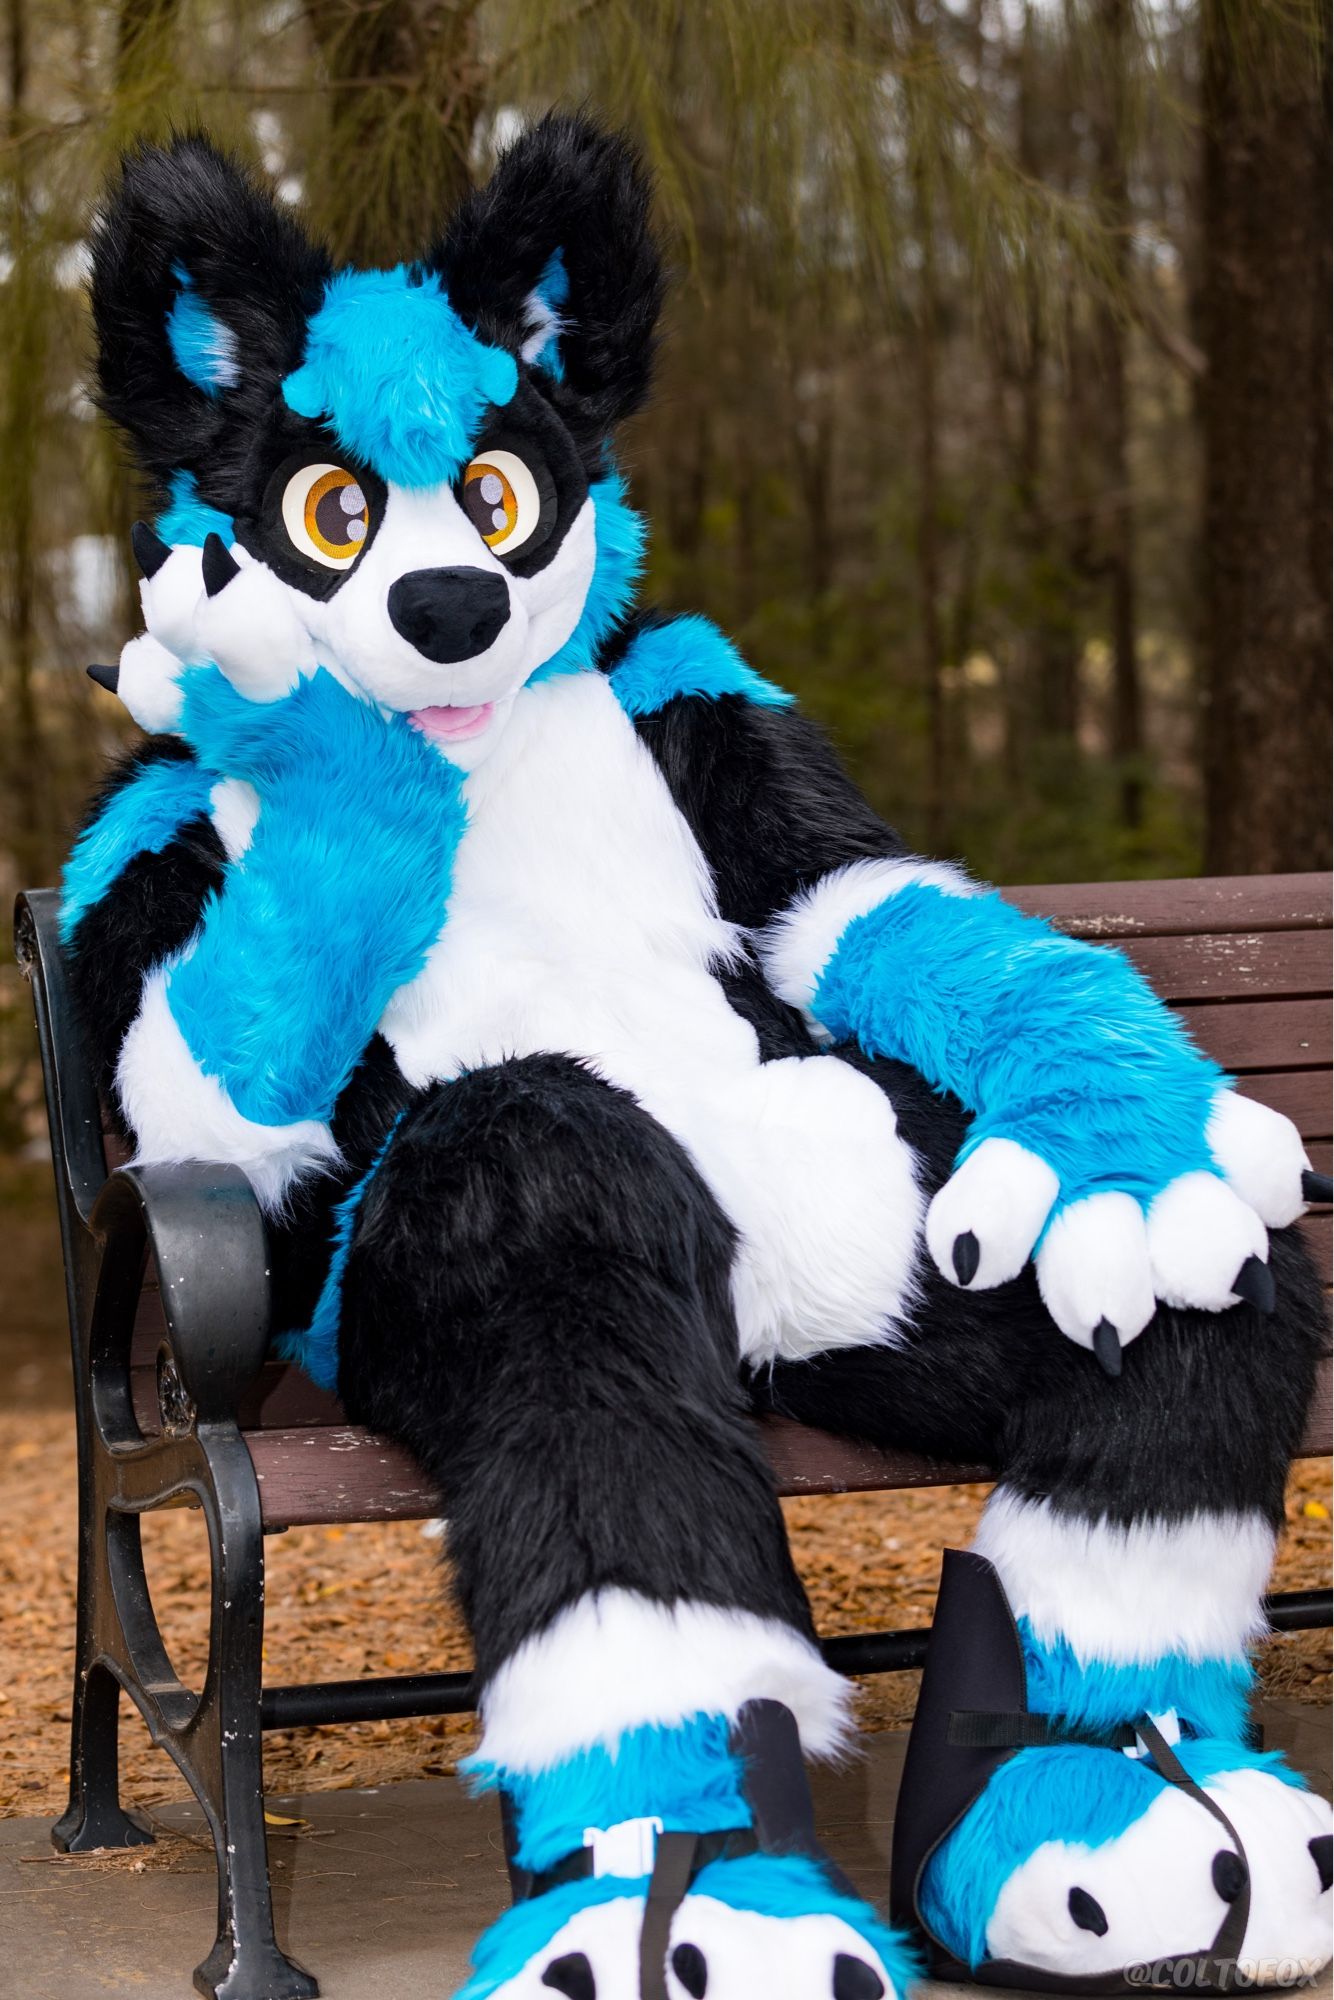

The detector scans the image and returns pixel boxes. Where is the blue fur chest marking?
[60,756,216,943]
[811,882,1224,1207]
[607,611,793,716]
[167,669,467,1129]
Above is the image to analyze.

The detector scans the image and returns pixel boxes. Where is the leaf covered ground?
[1,1407,1328,1822]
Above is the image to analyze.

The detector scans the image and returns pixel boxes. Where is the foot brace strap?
[891,1549,1255,1995]
[501,1698,856,1997]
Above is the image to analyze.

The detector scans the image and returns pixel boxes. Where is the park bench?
[14,871,1333,2000]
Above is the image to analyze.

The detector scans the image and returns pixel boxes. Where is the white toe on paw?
[1147,1171,1268,1312]
[1203,1768,1334,1974]
[190,555,314,700]
[927,1139,1059,1292]
[482,1893,642,1998]
[1207,1090,1310,1230]
[1035,1194,1156,1351]
[139,543,205,661]
[117,633,185,734]
[670,1896,901,2000]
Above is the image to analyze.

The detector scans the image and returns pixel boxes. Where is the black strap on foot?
[893,1549,1258,1996]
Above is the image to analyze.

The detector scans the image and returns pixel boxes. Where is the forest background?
[0,0,1328,1153]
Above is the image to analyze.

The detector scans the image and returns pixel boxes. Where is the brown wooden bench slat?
[1109,929,1331,1003]
[1006,874,1333,939]
[244,1355,1334,1530]
[1175,997,1332,1072]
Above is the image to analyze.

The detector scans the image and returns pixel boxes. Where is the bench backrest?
[17,873,1331,1517]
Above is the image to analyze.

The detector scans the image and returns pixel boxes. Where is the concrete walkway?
[1,1704,1330,1999]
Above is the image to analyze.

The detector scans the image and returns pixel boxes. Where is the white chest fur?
[379,671,924,1360]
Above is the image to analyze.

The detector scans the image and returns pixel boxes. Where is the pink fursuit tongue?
[409,703,494,744]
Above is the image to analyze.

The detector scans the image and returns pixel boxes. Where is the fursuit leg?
[334,1053,912,2000]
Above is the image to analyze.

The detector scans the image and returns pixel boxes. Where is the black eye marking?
[541,1952,596,2000]
[832,1955,885,2000]
[1310,1834,1332,1894]
[1068,1886,1109,1937]
[1211,1850,1247,1903]
[671,1941,708,1997]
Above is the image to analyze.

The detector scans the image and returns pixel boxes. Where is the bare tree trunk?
[304,0,484,264]
[907,0,948,851]
[1201,0,1332,872]
[1092,0,1144,830]
[2,0,47,886]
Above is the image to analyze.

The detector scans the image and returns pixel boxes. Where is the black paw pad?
[833,1955,885,2000]
[952,1231,980,1286]
[201,531,240,597]
[130,520,170,579]
[1310,1834,1333,1894]
[1301,1170,1333,1206]
[542,1952,596,2000]
[1212,1850,1247,1902]
[1068,1886,1109,1937]
[672,1942,708,1997]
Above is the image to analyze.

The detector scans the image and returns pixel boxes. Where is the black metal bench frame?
[14,884,1331,2000]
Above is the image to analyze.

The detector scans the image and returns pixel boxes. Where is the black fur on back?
[432,112,664,448]
[89,134,332,502]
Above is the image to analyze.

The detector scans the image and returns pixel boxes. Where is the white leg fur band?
[973,1489,1275,1665]
[759,854,976,1012]
[476,1589,853,1776]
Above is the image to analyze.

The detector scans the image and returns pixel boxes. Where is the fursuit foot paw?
[921,1739,1332,1987]
[453,1855,911,1999]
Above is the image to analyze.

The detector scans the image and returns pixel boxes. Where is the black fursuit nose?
[387,565,511,665]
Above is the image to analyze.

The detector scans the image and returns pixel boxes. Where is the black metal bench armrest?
[91,1163,272,1424]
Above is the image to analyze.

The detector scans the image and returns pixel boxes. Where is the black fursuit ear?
[432,112,664,431]
[89,134,331,481]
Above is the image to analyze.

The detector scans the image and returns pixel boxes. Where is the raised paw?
[185,532,315,699]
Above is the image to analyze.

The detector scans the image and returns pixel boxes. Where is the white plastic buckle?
[582,1815,663,1878]
[1123,1708,1182,1761]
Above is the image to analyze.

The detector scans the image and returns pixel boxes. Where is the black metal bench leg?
[190,1435,318,2000]
[51,1656,156,1853]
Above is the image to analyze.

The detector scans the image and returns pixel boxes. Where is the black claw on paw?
[130,520,170,579]
[1091,1317,1122,1378]
[1211,1849,1247,1903]
[201,531,240,597]
[1231,1254,1276,1313]
[1302,1170,1333,1206]
[1310,1833,1333,1894]
[86,663,119,694]
[1068,1886,1109,1937]
[952,1230,980,1286]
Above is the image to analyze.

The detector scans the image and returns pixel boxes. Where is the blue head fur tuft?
[608,613,793,717]
[525,248,570,380]
[165,267,240,397]
[283,266,518,489]
[530,471,647,683]
[465,1714,750,1874]
[156,470,235,548]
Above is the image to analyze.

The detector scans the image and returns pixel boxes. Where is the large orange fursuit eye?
[462,450,543,555]
[281,462,370,569]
